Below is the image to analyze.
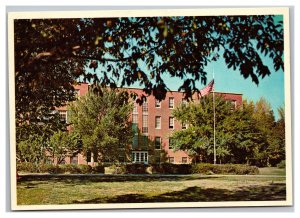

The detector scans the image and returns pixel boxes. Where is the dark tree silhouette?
[14,15,283,138]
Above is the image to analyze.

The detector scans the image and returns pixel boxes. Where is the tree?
[48,130,82,165]
[255,100,285,166]
[171,95,264,164]
[68,88,133,164]
[14,15,284,138]
[249,98,276,166]
[271,106,286,165]
[16,134,48,163]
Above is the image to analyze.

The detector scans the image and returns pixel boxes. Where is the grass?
[258,167,286,176]
[17,171,286,205]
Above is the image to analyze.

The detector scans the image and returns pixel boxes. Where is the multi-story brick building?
[56,83,242,165]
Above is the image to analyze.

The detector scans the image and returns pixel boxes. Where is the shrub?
[151,163,192,174]
[103,165,125,174]
[17,162,36,173]
[191,163,259,175]
[59,164,80,174]
[92,165,105,174]
[38,163,57,173]
[277,160,286,169]
[77,164,93,174]
[125,163,149,174]
[47,165,62,174]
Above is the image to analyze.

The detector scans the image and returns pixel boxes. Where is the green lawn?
[258,167,286,176]
[17,171,286,205]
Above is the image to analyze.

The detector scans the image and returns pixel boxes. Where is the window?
[132,151,148,164]
[59,110,67,123]
[182,98,187,106]
[168,157,174,163]
[132,114,138,124]
[182,121,188,129]
[145,153,148,162]
[132,103,138,124]
[169,97,174,108]
[169,117,174,129]
[155,137,161,149]
[142,100,148,133]
[155,99,161,108]
[142,115,148,133]
[155,116,161,129]
[133,103,138,113]
[71,155,78,165]
[169,137,175,149]
[182,157,188,164]
[142,99,148,113]
[141,135,148,147]
[231,100,237,110]
[141,153,144,162]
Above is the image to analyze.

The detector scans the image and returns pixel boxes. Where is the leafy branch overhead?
[16,16,283,97]
[14,15,283,135]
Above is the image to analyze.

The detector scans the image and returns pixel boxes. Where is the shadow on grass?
[72,183,286,204]
[17,174,216,185]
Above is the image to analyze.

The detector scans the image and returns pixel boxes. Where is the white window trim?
[155,137,161,150]
[59,110,68,123]
[132,151,148,164]
[155,116,161,129]
[169,117,174,129]
[169,97,174,109]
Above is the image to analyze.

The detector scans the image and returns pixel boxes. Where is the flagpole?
[213,67,216,165]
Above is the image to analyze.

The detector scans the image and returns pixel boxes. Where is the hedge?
[151,163,192,174]
[17,162,258,175]
[17,163,104,174]
[191,163,259,175]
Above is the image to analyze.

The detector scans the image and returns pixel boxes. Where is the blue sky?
[158,53,284,120]
[88,15,285,120]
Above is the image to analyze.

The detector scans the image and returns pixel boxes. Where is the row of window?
[168,157,188,164]
[133,114,188,133]
[155,97,176,108]
[155,136,175,150]
[58,153,188,164]
[155,116,187,130]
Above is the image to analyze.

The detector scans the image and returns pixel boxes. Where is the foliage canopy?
[68,89,133,163]
[14,15,284,138]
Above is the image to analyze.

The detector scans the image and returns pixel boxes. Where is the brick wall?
[57,85,242,165]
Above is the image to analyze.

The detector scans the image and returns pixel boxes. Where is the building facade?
[56,83,242,165]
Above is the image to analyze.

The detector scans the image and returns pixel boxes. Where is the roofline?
[214,91,243,96]
[78,83,243,96]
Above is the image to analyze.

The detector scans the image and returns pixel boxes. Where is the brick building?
[56,83,242,165]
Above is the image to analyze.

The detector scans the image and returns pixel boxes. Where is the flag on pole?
[200,79,214,96]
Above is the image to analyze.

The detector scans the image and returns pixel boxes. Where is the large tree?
[171,95,264,164]
[249,98,285,166]
[14,15,284,139]
[68,88,133,164]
